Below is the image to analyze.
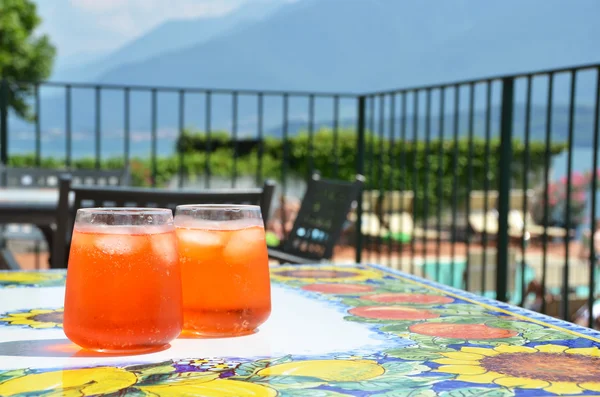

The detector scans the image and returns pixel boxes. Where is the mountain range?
[8,0,600,158]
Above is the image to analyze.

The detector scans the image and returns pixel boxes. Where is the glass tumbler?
[175,205,271,337]
[63,208,183,353]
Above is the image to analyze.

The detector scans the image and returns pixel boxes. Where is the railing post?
[496,77,514,302]
[355,95,366,263]
[0,79,8,169]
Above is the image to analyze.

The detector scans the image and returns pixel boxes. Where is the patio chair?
[267,173,364,264]
[52,175,276,268]
[0,166,130,269]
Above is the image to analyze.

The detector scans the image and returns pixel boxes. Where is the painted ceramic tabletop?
[0,264,599,396]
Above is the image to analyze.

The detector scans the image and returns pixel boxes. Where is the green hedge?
[9,128,566,217]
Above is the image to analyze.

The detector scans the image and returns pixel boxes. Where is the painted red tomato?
[409,322,518,339]
[348,306,439,320]
[302,284,375,294]
[360,293,453,305]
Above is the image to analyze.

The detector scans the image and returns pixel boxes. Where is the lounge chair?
[467,190,498,237]
[360,190,447,243]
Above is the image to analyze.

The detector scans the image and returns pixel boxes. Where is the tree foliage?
[0,0,56,120]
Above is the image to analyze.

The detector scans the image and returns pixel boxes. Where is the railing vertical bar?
[588,67,600,329]
[95,86,101,170]
[282,94,289,239]
[65,85,72,168]
[356,95,367,263]
[151,88,157,187]
[0,79,8,168]
[232,92,239,188]
[308,94,315,177]
[178,90,185,189]
[370,96,377,263]
[423,88,432,270]
[436,87,445,283]
[333,95,340,178]
[541,73,554,314]
[465,83,475,290]
[451,85,460,288]
[35,84,41,166]
[562,70,577,320]
[205,91,212,189]
[400,92,408,271]
[520,76,533,306]
[256,93,264,185]
[496,77,515,303]
[482,81,492,295]
[379,94,385,266]
[388,93,396,266]
[124,88,130,172]
[410,90,419,275]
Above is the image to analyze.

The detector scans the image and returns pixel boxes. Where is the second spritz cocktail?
[175,205,271,337]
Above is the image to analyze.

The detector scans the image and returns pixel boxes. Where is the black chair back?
[52,175,276,268]
[281,173,364,261]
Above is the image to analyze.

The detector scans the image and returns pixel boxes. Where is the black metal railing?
[1,63,600,328]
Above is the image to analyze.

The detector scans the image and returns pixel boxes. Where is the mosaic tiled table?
[0,264,599,396]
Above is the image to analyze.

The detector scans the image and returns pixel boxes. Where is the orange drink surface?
[176,219,271,336]
[64,223,183,352]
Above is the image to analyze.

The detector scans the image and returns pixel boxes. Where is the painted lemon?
[0,367,136,396]
[0,272,63,285]
[257,359,385,382]
[140,379,277,397]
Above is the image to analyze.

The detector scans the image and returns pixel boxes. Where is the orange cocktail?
[64,208,182,353]
[175,205,271,336]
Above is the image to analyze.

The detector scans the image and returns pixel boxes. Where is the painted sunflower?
[0,308,63,329]
[433,344,600,395]
[270,265,382,283]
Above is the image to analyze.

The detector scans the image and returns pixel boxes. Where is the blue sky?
[33,0,262,65]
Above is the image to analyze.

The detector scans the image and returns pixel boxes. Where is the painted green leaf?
[386,348,444,361]
[279,389,352,397]
[235,356,293,377]
[484,319,544,331]
[104,388,149,397]
[439,387,515,397]
[136,371,219,386]
[126,361,176,376]
[374,387,438,397]
[436,306,490,316]
[343,315,397,324]
[441,304,487,312]
[332,375,439,392]
[340,298,371,307]
[427,316,497,324]
[469,337,526,346]
[377,285,429,293]
[380,323,412,333]
[382,361,429,375]
[0,368,28,383]
[255,375,325,390]
[523,329,577,342]
[407,333,452,350]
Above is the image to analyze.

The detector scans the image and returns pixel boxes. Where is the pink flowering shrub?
[531,170,597,228]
